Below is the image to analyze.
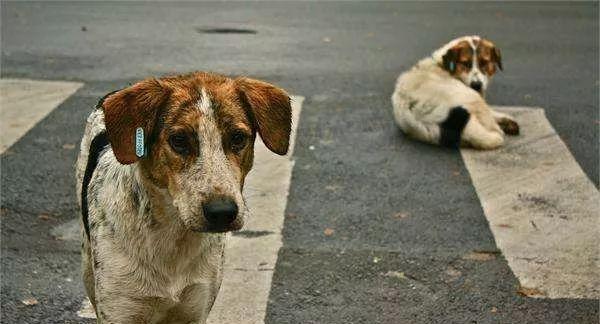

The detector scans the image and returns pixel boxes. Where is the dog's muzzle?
[202,196,239,232]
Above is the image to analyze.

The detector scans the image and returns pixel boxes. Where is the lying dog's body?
[76,72,292,323]
[391,35,519,149]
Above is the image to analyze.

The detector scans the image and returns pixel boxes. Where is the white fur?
[197,88,212,116]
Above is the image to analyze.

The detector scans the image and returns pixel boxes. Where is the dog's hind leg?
[461,117,504,150]
[491,110,520,135]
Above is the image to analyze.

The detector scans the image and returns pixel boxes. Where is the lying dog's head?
[438,35,502,94]
[101,72,291,233]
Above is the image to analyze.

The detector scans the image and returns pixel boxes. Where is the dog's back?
[391,57,475,148]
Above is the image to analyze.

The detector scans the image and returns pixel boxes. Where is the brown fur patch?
[141,73,255,190]
[442,40,474,76]
[497,117,519,135]
[102,79,170,164]
[100,72,291,192]
[442,38,502,77]
[236,78,292,155]
[477,39,503,75]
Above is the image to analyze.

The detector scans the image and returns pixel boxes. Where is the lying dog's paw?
[498,118,520,136]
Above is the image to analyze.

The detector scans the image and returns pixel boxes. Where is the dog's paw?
[498,118,520,136]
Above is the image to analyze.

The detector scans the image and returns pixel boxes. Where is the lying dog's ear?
[236,78,292,155]
[480,38,502,72]
[492,46,503,71]
[442,47,459,73]
[101,79,170,164]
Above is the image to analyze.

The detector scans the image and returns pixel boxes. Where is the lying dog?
[391,35,519,149]
[75,72,292,323]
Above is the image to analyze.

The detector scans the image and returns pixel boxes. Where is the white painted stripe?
[461,106,599,299]
[76,298,96,319]
[0,78,83,153]
[207,96,303,324]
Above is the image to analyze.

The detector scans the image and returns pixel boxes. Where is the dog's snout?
[470,81,483,93]
[203,197,238,230]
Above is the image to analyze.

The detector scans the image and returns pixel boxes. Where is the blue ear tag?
[449,61,455,72]
[135,127,145,158]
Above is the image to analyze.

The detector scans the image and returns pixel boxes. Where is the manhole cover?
[196,27,257,34]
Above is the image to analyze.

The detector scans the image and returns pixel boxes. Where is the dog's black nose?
[470,81,483,93]
[203,197,238,229]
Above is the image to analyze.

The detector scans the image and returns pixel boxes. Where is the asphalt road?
[1,2,598,323]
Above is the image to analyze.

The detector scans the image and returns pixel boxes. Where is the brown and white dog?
[391,35,519,149]
[75,72,292,323]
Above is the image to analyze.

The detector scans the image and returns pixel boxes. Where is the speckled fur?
[76,72,292,323]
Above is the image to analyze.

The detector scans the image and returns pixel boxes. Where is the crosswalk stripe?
[207,96,303,324]
[0,78,83,153]
[461,106,599,299]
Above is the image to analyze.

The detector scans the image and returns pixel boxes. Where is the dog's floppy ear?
[481,38,503,72]
[492,46,503,71]
[101,78,170,164]
[442,47,459,73]
[236,78,292,155]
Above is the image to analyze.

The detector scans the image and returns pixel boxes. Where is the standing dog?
[75,72,292,323]
[391,35,519,149]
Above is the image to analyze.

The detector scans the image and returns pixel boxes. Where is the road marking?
[0,78,83,153]
[207,96,303,324]
[77,298,96,319]
[461,106,599,299]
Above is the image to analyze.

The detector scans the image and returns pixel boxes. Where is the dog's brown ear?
[101,79,170,164]
[442,47,459,73]
[236,78,292,155]
[480,38,503,72]
[492,46,503,71]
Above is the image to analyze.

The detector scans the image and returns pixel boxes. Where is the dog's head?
[101,72,292,233]
[438,36,502,94]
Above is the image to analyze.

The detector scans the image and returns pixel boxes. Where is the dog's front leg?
[492,110,520,135]
[94,291,159,324]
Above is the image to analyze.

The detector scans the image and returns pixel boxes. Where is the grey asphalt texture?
[1,2,598,323]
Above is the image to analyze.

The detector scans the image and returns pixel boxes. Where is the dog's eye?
[229,131,248,153]
[168,133,190,155]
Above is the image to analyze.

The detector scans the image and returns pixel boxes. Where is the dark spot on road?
[195,27,257,34]
[517,193,551,207]
[517,193,566,218]
[232,230,274,238]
